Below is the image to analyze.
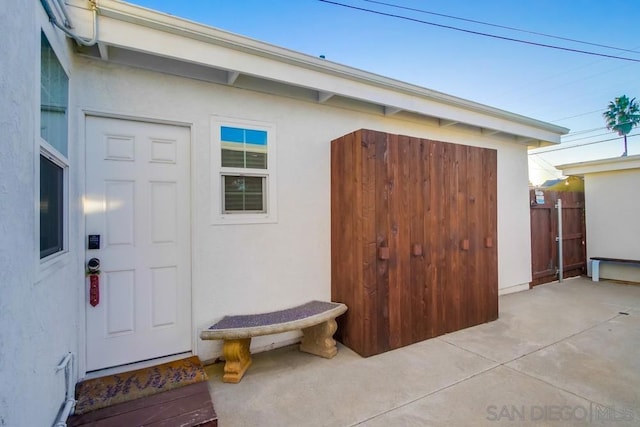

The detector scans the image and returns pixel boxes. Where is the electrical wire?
[563,120,640,138]
[318,0,639,144]
[551,109,606,123]
[529,155,560,174]
[562,131,615,143]
[317,0,640,62]
[529,133,639,154]
[561,126,608,137]
[362,0,640,54]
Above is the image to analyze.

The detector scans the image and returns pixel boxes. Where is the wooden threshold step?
[68,381,217,427]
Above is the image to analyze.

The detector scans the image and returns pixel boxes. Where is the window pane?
[40,155,63,258]
[223,175,265,213]
[41,33,68,156]
[220,126,245,143]
[221,149,245,168]
[220,126,267,169]
[245,151,267,169]
[244,129,267,145]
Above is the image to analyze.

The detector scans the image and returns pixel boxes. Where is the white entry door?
[85,116,191,371]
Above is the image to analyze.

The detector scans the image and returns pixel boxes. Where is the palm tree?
[603,95,640,156]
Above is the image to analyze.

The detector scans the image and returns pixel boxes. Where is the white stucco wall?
[0,4,83,427]
[0,1,562,421]
[73,57,534,362]
[584,170,640,281]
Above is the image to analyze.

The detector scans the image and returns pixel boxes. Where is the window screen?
[40,155,64,258]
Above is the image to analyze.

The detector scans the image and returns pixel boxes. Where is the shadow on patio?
[205,277,640,426]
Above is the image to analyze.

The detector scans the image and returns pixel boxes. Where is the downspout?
[54,0,74,29]
[40,0,98,46]
[54,353,76,427]
[556,199,563,282]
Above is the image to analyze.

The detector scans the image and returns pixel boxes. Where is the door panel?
[85,117,191,371]
[482,148,499,321]
[409,137,427,343]
[373,130,390,354]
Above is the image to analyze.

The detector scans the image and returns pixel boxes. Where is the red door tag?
[89,274,100,307]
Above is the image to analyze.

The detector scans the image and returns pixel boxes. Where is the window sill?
[212,213,278,226]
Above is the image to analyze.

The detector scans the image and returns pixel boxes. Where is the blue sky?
[127,0,640,184]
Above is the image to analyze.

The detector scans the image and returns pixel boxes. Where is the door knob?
[87,258,100,273]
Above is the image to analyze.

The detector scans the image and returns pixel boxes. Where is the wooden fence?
[530,190,586,287]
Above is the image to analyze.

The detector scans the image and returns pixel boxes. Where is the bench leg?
[222,338,252,383]
[592,260,600,282]
[300,319,338,359]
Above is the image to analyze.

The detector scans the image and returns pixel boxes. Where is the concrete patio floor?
[204,277,640,426]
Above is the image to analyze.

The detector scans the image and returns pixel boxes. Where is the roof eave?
[558,154,640,176]
[76,0,568,144]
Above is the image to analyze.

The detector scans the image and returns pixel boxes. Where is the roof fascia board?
[86,1,568,142]
[558,155,640,176]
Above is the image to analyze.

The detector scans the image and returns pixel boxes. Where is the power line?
[551,109,606,123]
[562,131,614,143]
[563,120,640,139]
[529,155,560,174]
[317,0,640,62]
[362,0,640,54]
[562,126,608,137]
[530,133,639,154]
[495,56,638,106]
[517,61,639,114]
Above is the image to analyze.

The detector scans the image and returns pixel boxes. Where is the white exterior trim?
[36,25,73,282]
[76,109,198,377]
[558,154,640,176]
[210,116,278,225]
[67,0,567,146]
[37,143,71,281]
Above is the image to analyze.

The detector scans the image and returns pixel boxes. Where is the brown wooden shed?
[331,129,498,357]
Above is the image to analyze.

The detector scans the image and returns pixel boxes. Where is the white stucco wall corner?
[560,156,640,282]
[1,3,89,425]
[496,142,534,289]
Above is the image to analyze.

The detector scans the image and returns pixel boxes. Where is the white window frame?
[211,116,277,225]
[39,142,69,264]
[37,29,70,273]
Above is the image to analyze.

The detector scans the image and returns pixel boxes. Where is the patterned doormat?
[74,356,208,415]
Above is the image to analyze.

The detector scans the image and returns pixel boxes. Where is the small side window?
[39,32,68,260]
[212,119,277,224]
[40,154,64,258]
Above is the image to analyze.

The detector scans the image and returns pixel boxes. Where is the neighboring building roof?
[69,0,568,145]
[558,154,640,176]
[540,179,564,188]
[539,176,584,191]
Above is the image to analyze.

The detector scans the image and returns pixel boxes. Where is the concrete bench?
[591,257,640,282]
[200,301,347,383]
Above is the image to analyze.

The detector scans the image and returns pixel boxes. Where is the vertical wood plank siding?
[529,190,586,286]
[332,129,498,357]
